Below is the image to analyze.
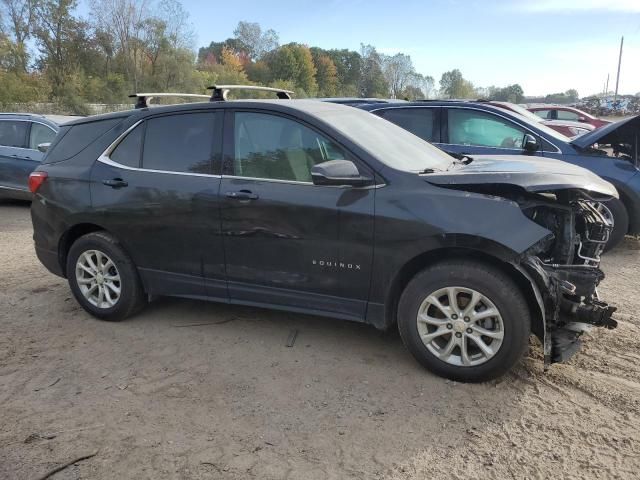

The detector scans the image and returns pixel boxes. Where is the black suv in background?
[358,101,640,250]
[30,90,617,381]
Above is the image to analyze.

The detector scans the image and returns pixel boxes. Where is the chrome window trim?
[221,174,384,189]
[98,155,222,178]
[370,104,562,154]
[98,119,222,178]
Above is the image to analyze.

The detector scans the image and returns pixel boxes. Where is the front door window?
[448,109,528,149]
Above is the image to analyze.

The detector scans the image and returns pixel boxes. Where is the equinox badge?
[312,260,361,270]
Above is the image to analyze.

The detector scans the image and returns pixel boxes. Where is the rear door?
[0,120,31,195]
[90,111,226,299]
[441,107,545,158]
[217,109,375,319]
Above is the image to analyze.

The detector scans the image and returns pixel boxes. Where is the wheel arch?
[603,177,638,234]
[58,223,107,276]
[381,247,545,340]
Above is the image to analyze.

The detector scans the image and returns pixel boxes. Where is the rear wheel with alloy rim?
[398,260,531,382]
[75,250,122,309]
[67,232,146,321]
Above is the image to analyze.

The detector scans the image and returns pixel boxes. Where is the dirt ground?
[1,200,639,480]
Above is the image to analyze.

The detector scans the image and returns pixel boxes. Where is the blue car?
[358,100,640,249]
[0,113,78,201]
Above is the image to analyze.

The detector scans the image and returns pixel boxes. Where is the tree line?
[1,0,576,113]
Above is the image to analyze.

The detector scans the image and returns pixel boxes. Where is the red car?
[527,105,611,128]
[486,101,594,138]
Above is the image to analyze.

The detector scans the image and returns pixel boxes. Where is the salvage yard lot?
[1,200,639,479]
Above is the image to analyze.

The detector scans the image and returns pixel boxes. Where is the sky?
[91,0,640,97]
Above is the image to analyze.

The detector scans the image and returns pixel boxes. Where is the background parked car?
[485,101,594,138]
[0,113,78,200]
[527,105,611,128]
[358,100,640,249]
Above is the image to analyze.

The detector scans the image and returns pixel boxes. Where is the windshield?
[492,106,572,143]
[318,107,453,172]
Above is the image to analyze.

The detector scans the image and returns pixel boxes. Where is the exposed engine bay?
[518,190,617,367]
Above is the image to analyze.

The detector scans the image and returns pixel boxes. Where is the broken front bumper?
[520,256,617,367]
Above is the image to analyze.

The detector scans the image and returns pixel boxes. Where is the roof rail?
[207,85,294,101]
[128,93,211,109]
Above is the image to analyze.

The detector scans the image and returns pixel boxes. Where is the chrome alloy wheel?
[75,249,121,309]
[416,287,504,367]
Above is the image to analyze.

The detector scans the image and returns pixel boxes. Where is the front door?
[90,111,226,299]
[217,110,375,319]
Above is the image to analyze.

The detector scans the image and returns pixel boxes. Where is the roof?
[0,112,81,126]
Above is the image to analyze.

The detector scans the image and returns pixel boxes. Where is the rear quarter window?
[43,118,124,164]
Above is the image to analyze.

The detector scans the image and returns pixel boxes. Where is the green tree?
[565,89,579,102]
[359,44,387,97]
[488,84,524,103]
[245,60,271,84]
[32,0,89,99]
[266,43,317,95]
[233,20,278,60]
[314,54,337,96]
[439,69,475,98]
[0,0,34,72]
[382,53,414,98]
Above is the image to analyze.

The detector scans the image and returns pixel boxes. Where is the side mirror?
[37,142,51,153]
[522,134,539,153]
[311,160,373,187]
[578,116,587,122]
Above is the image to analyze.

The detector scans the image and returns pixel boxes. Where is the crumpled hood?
[426,155,618,198]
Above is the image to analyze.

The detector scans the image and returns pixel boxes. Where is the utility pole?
[605,74,609,96]
[614,36,623,102]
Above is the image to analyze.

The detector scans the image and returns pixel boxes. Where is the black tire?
[603,197,628,252]
[397,260,531,382]
[66,231,146,321]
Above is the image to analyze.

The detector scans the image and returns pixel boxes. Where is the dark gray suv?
[28,89,619,381]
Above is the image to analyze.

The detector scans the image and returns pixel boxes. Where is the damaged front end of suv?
[517,190,617,367]
[427,156,619,368]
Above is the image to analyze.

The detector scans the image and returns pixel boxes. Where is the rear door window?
[0,120,28,148]
[110,124,143,168]
[447,109,527,148]
[142,113,217,174]
[377,108,437,142]
[29,123,56,149]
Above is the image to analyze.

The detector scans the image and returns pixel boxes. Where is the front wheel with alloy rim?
[398,260,531,382]
[67,231,146,321]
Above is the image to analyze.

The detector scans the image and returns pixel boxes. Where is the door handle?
[225,190,258,200]
[102,178,128,188]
